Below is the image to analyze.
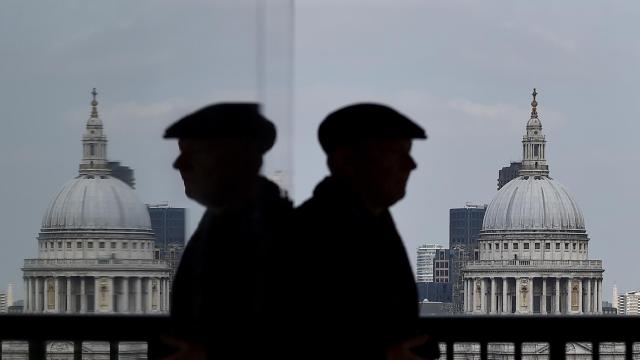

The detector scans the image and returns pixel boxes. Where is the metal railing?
[0,314,638,360]
[420,315,639,360]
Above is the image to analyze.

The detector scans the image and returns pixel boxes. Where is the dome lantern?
[519,88,549,177]
[79,88,110,176]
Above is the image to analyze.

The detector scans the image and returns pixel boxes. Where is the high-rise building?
[107,161,135,189]
[616,291,640,315]
[497,162,522,190]
[147,204,186,280]
[449,204,486,312]
[7,283,14,308]
[463,89,604,315]
[433,248,450,283]
[416,244,444,282]
[0,292,7,313]
[148,205,186,250]
[450,204,486,249]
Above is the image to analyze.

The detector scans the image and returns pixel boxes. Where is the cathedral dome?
[41,175,151,230]
[41,89,151,232]
[483,88,585,232]
[482,175,585,231]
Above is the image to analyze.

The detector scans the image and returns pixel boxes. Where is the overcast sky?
[1,0,639,302]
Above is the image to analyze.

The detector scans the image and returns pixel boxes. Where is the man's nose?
[173,155,184,170]
[407,155,417,171]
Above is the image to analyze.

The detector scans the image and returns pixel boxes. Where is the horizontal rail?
[0,315,636,359]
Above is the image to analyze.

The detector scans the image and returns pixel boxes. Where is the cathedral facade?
[22,90,171,315]
[463,90,604,315]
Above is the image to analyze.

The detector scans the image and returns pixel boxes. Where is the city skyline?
[1,1,639,300]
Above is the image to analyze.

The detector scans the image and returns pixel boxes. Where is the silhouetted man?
[161,103,292,359]
[293,103,436,360]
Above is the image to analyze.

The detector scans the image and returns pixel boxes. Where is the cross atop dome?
[91,88,99,118]
[530,88,538,118]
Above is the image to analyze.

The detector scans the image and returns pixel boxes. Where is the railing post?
[28,340,46,360]
[109,340,118,360]
[480,342,487,360]
[73,340,82,360]
[592,341,599,360]
[549,341,565,360]
[446,342,453,360]
[625,341,633,360]
[514,341,522,360]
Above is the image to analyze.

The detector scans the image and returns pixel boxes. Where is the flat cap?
[318,103,427,153]
[164,102,276,153]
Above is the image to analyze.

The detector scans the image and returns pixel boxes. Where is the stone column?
[54,277,61,312]
[596,279,602,314]
[122,277,129,313]
[516,278,522,314]
[146,278,153,312]
[490,277,497,314]
[586,278,592,314]
[162,278,167,312]
[464,278,469,313]
[166,278,171,311]
[29,277,35,312]
[528,277,534,314]
[595,278,600,313]
[135,277,142,313]
[480,278,487,314]
[502,278,508,314]
[66,277,72,313]
[80,277,87,313]
[94,277,99,313]
[25,277,31,313]
[594,278,599,313]
[161,278,165,312]
[541,277,547,314]
[587,278,596,314]
[469,278,474,313]
[565,278,571,314]
[578,278,583,314]
[35,277,42,313]
[555,278,561,314]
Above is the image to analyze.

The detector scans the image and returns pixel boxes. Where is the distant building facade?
[417,282,452,304]
[449,204,486,312]
[147,204,186,280]
[616,291,640,315]
[433,248,450,283]
[8,300,23,314]
[107,161,135,189]
[450,204,486,249]
[416,244,444,282]
[602,301,617,315]
[497,162,522,190]
[22,90,170,315]
[0,292,7,313]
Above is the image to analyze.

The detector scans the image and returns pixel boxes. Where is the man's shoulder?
[294,192,341,223]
